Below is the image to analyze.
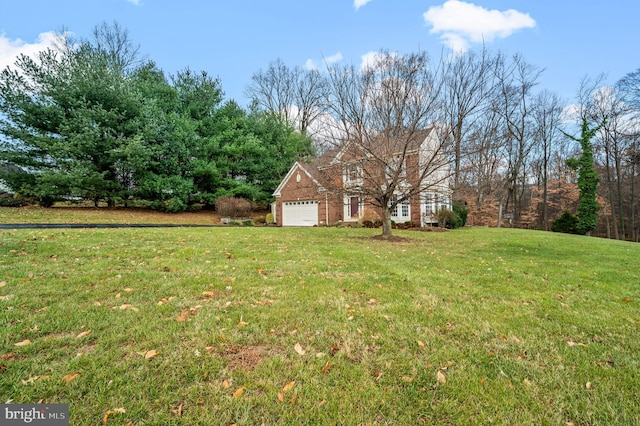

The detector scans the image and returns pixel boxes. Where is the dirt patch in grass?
[219,344,280,371]
[370,234,409,242]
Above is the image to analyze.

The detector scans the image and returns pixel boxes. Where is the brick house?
[272,128,452,227]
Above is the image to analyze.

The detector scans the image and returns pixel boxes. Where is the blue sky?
[2,1,639,106]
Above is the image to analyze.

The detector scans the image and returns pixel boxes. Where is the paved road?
[0,223,216,229]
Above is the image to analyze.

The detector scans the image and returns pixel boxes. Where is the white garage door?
[282,200,318,226]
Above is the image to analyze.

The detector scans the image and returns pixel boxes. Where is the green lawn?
[1,208,639,425]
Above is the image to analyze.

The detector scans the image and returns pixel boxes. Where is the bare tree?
[245,59,327,137]
[90,21,141,73]
[494,54,542,226]
[442,48,497,195]
[531,90,565,230]
[592,87,634,238]
[617,70,640,240]
[323,50,452,238]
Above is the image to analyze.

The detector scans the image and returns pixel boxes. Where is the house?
[272,128,452,227]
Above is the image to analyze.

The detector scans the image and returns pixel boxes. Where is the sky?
[1,0,639,107]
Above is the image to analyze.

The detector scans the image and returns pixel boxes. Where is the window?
[390,195,410,219]
[387,155,406,180]
[424,193,434,214]
[344,164,361,183]
[440,195,449,211]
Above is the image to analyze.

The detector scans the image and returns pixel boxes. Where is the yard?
[1,207,638,424]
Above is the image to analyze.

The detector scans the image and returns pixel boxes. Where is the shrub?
[361,219,375,228]
[265,213,274,224]
[150,197,188,213]
[551,211,580,234]
[216,196,252,218]
[436,209,461,229]
[36,195,56,208]
[453,202,469,227]
[0,193,27,207]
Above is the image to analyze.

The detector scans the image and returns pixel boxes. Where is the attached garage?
[282,200,319,226]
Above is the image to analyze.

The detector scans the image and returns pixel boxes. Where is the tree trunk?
[381,206,393,237]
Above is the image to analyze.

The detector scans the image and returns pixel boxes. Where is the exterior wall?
[274,165,323,226]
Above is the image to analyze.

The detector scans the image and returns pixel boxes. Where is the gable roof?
[329,127,435,165]
[272,160,324,197]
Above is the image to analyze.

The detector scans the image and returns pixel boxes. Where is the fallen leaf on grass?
[144,350,159,360]
[21,375,49,385]
[321,360,331,375]
[0,295,13,301]
[103,408,126,424]
[76,330,92,338]
[62,373,79,383]
[586,382,592,390]
[0,281,6,287]
[202,291,214,297]
[232,387,245,398]
[402,376,413,382]
[176,311,189,322]
[277,392,284,402]
[436,371,446,385]
[417,340,425,348]
[282,381,295,393]
[170,401,184,416]
[222,379,231,389]
[14,340,31,347]
[294,343,305,355]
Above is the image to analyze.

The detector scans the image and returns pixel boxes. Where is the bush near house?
[215,196,253,219]
[436,208,460,229]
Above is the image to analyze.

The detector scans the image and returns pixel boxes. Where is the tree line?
[0,23,313,211]
[246,50,639,240]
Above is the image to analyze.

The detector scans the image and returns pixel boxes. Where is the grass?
[1,207,639,425]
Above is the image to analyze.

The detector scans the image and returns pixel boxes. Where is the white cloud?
[305,52,343,71]
[305,59,318,71]
[324,52,343,65]
[0,31,61,71]
[354,0,373,11]
[126,0,141,5]
[423,0,536,52]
